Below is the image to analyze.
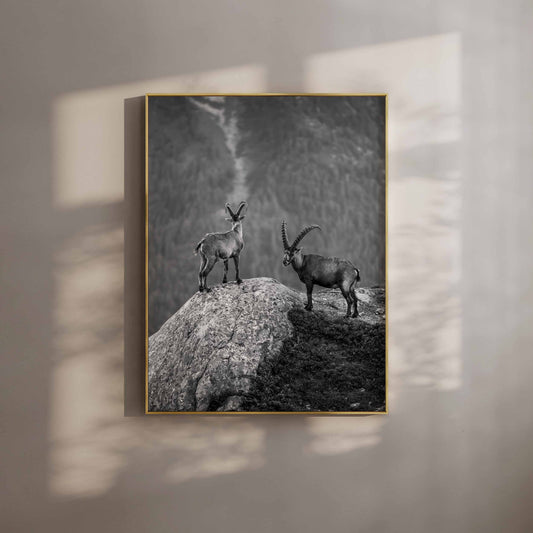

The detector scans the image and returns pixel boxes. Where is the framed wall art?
[145,94,387,414]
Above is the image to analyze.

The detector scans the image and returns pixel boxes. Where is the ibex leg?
[305,283,314,311]
[350,286,358,318]
[340,284,352,318]
[202,257,217,292]
[222,260,229,284]
[198,256,207,292]
[233,256,242,284]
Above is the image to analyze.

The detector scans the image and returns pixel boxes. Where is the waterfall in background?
[189,96,248,204]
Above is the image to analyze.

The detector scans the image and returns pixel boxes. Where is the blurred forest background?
[148,95,385,334]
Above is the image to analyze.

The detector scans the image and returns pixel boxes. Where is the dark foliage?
[242,306,386,412]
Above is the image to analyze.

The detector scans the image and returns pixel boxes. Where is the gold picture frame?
[145,93,388,415]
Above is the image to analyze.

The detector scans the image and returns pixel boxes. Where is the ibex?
[281,221,361,318]
[194,202,247,292]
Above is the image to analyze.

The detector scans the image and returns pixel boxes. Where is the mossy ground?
[242,304,386,412]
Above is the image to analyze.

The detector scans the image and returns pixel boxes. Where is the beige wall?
[1,1,532,532]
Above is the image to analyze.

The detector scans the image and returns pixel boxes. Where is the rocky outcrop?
[148,277,385,412]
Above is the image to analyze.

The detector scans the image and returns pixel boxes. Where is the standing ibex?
[281,221,361,318]
[195,202,247,292]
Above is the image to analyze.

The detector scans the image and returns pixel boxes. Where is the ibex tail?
[194,238,205,255]
[348,265,360,295]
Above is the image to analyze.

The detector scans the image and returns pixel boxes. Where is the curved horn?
[291,224,321,250]
[281,220,290,250]
[235,201,248,217]
[225,203,235,217]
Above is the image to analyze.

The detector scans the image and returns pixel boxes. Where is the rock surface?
[148,277,385,412]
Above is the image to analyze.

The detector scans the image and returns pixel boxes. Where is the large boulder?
[148,277,385,412]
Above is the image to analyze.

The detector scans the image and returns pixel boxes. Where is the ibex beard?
[281,221,361,318]
[194,202,247,292]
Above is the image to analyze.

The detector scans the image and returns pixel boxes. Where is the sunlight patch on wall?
[51,224,126,497]
[305,33,462,400]
[50,63,268,498]
[305,417,386,456]
[52,64,266,208]
[50,224,265,498]
[305,33,460,152]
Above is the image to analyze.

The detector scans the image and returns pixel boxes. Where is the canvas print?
[146,94,386,413]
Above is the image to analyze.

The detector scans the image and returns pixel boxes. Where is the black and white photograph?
[146,94,387,413]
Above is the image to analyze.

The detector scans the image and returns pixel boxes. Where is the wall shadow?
[124,96,146,416]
